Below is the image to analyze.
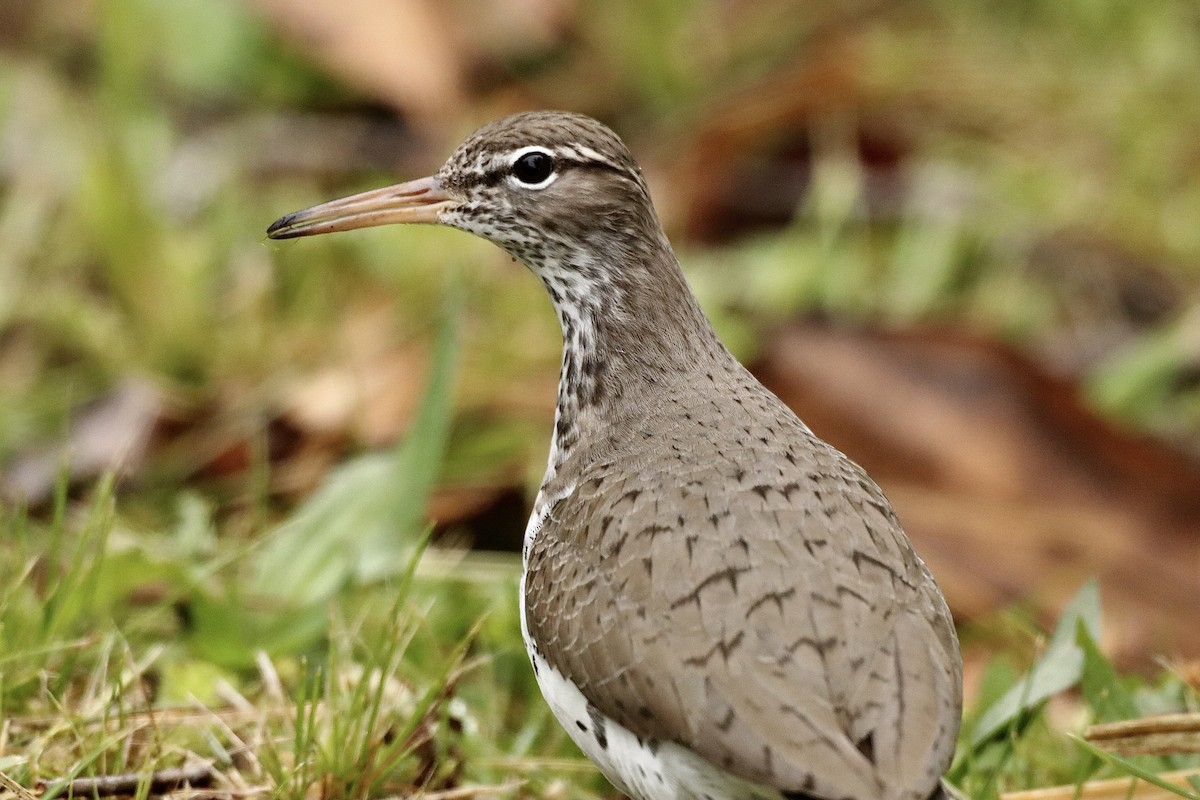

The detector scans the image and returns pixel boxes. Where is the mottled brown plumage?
[268,111,962,800]
[524,359,959,800]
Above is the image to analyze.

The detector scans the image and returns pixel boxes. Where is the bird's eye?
[511,150,556,187]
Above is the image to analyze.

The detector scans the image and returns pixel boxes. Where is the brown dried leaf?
[282,302,429,447]
[249,0,467,125]
[754,323,1200,660]
[1,377,163,505]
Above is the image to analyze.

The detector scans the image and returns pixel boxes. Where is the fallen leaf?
[754,323,1200,660]
[1,377,163,505]
[249,0,467,127]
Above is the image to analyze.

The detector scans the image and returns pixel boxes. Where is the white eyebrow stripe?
[570,145,612,165]
[560,144,633,175]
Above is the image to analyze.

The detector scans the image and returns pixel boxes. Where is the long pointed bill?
[266,175,456,239]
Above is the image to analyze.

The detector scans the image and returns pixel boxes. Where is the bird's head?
[267,111,662,273]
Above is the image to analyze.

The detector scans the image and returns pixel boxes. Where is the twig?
[406,781,525,800]
[1087,713,1200,756]
[7,704,292,732]
[0,770,39,800]
[41,763,214,798]
[1001,769,1200,800]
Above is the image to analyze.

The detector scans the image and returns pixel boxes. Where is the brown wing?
[524,384,961,800]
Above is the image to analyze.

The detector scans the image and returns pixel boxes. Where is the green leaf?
[251,295,460,605]
[969,581,1102,746]
[181,296,459,665]
[1077,617,1139,723]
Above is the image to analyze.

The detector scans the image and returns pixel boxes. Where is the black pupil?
[512,151,555,184]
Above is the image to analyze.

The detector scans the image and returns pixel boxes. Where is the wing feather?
[524,389,961,800]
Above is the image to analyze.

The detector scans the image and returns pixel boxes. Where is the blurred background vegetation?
[0,1,1198,798]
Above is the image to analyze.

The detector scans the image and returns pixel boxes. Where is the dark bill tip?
[266,213,303,239]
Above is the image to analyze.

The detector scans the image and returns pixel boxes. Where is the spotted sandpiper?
[268,111,962,800]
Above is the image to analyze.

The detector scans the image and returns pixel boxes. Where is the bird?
[268,111,962,800]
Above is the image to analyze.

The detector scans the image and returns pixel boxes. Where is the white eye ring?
[508,146,558,190]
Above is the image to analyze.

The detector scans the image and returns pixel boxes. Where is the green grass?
[2,0,1199,797]
[0,497,592,800]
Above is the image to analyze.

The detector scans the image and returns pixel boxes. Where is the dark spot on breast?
[587,706,608,750]
[856,731,876,764]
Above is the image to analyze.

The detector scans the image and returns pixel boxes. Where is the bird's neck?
[534,239,730,491]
